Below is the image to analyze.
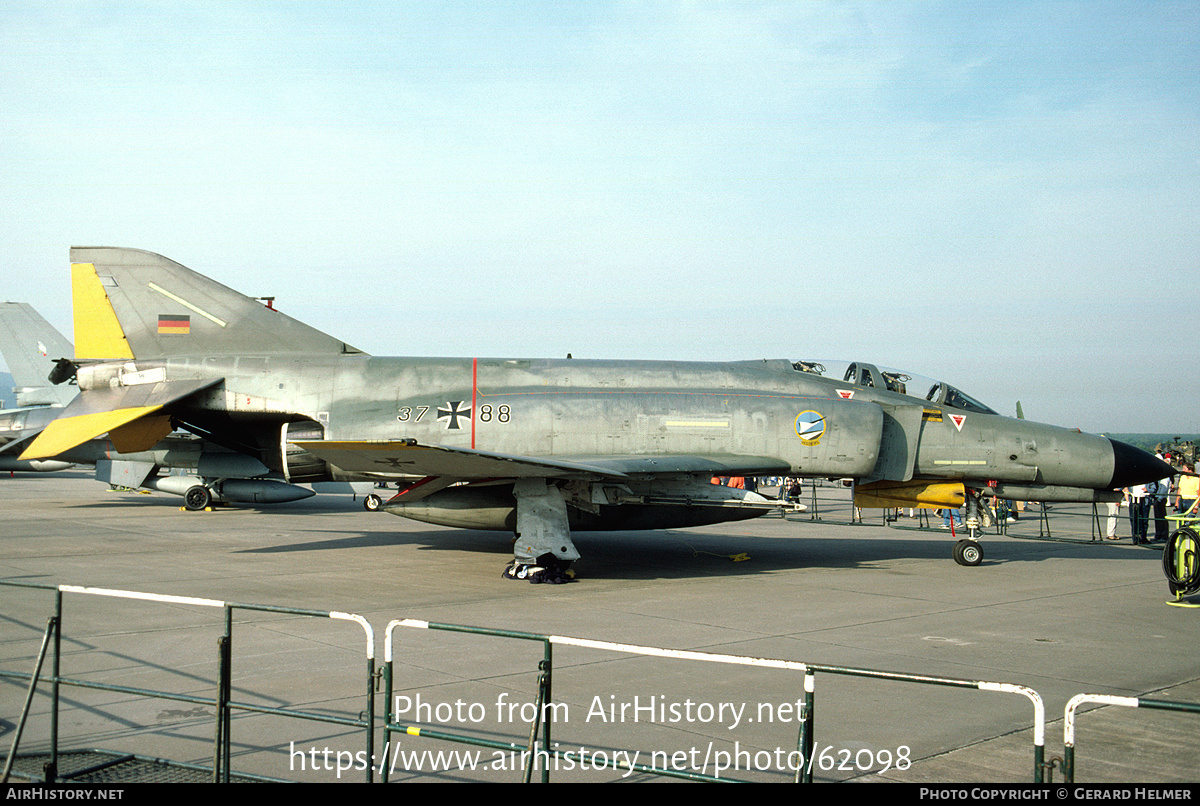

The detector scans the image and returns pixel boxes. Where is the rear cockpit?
[792,360,999,416]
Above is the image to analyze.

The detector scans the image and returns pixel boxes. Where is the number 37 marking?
[396,406,429,422]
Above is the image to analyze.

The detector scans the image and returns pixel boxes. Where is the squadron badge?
[795,410,826,445]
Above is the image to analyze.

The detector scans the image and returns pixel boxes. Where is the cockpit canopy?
[922,381,998,415]
[792,360,999,416]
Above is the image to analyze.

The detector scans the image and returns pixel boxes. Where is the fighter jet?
[0,301,314,505]
[21,247,1171,575]
[0,302,76,472]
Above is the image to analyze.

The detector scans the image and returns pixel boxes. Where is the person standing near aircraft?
[1150,456,1173,542]
[786,478,803,503]
[1105,496,1121,540]
[1176,464,1198,514]
[1126,482,1149,544]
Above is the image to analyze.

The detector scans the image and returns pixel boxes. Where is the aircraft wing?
[294,440,790,482]
[293,440,632,480]
[19,378,221,460]
[549,454,790,476]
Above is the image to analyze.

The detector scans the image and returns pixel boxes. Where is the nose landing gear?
[952,488,986,566]
[953,538,983,566]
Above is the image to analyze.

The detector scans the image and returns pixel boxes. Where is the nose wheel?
[953,539,983,566]
[953,488,986,566]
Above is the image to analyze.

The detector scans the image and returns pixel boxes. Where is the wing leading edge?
[293,439,789,482]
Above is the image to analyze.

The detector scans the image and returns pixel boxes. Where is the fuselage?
[86,353,1138,495]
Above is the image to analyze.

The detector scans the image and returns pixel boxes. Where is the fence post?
[797,671,814,783]
[1,616,57,784]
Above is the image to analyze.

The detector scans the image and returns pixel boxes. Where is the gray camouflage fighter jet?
[21,248,1171,575]
[0,302,76,472]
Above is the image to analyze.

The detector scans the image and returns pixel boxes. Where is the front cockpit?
[923,381,998,415]
[792,359,999,416]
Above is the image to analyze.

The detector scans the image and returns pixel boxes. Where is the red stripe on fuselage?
[471,357,478,449]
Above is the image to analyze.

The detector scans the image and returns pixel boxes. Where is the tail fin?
[70,247,364,359]
[0,302,77,407]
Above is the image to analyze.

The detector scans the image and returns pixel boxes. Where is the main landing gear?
[184,485,213,511]
[501,479,580,584]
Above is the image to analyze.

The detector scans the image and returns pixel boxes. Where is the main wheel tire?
[364,494,383,511]
[953,539,983,566]
[184,485,212,511]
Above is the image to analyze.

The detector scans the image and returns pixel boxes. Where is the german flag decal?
[158,314,190,334]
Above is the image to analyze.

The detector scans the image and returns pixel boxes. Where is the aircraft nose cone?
[1108,439,1174,489]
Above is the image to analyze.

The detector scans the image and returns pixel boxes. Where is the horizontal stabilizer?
[21,406,159,460]
[19,378,219,460]
[0,407,63,454]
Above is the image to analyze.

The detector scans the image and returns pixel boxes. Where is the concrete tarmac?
[1,471,1197,784]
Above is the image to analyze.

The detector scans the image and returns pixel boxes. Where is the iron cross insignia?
[437,401,472,430]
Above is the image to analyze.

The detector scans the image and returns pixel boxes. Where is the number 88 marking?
[478,404,510,423]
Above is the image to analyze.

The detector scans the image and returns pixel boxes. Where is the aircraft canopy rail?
[792,359,1000,416]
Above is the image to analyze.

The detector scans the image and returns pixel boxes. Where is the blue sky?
[2,1,1197,433]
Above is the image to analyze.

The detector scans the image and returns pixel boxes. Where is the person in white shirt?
[1125,483,1149,544]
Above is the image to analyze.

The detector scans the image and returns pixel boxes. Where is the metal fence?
[3,580,1196,783]
[0,581,375,783]
[382,618,1048,783]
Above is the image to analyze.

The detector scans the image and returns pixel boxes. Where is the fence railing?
[3,580,1195,783]
[1,581,375,783]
